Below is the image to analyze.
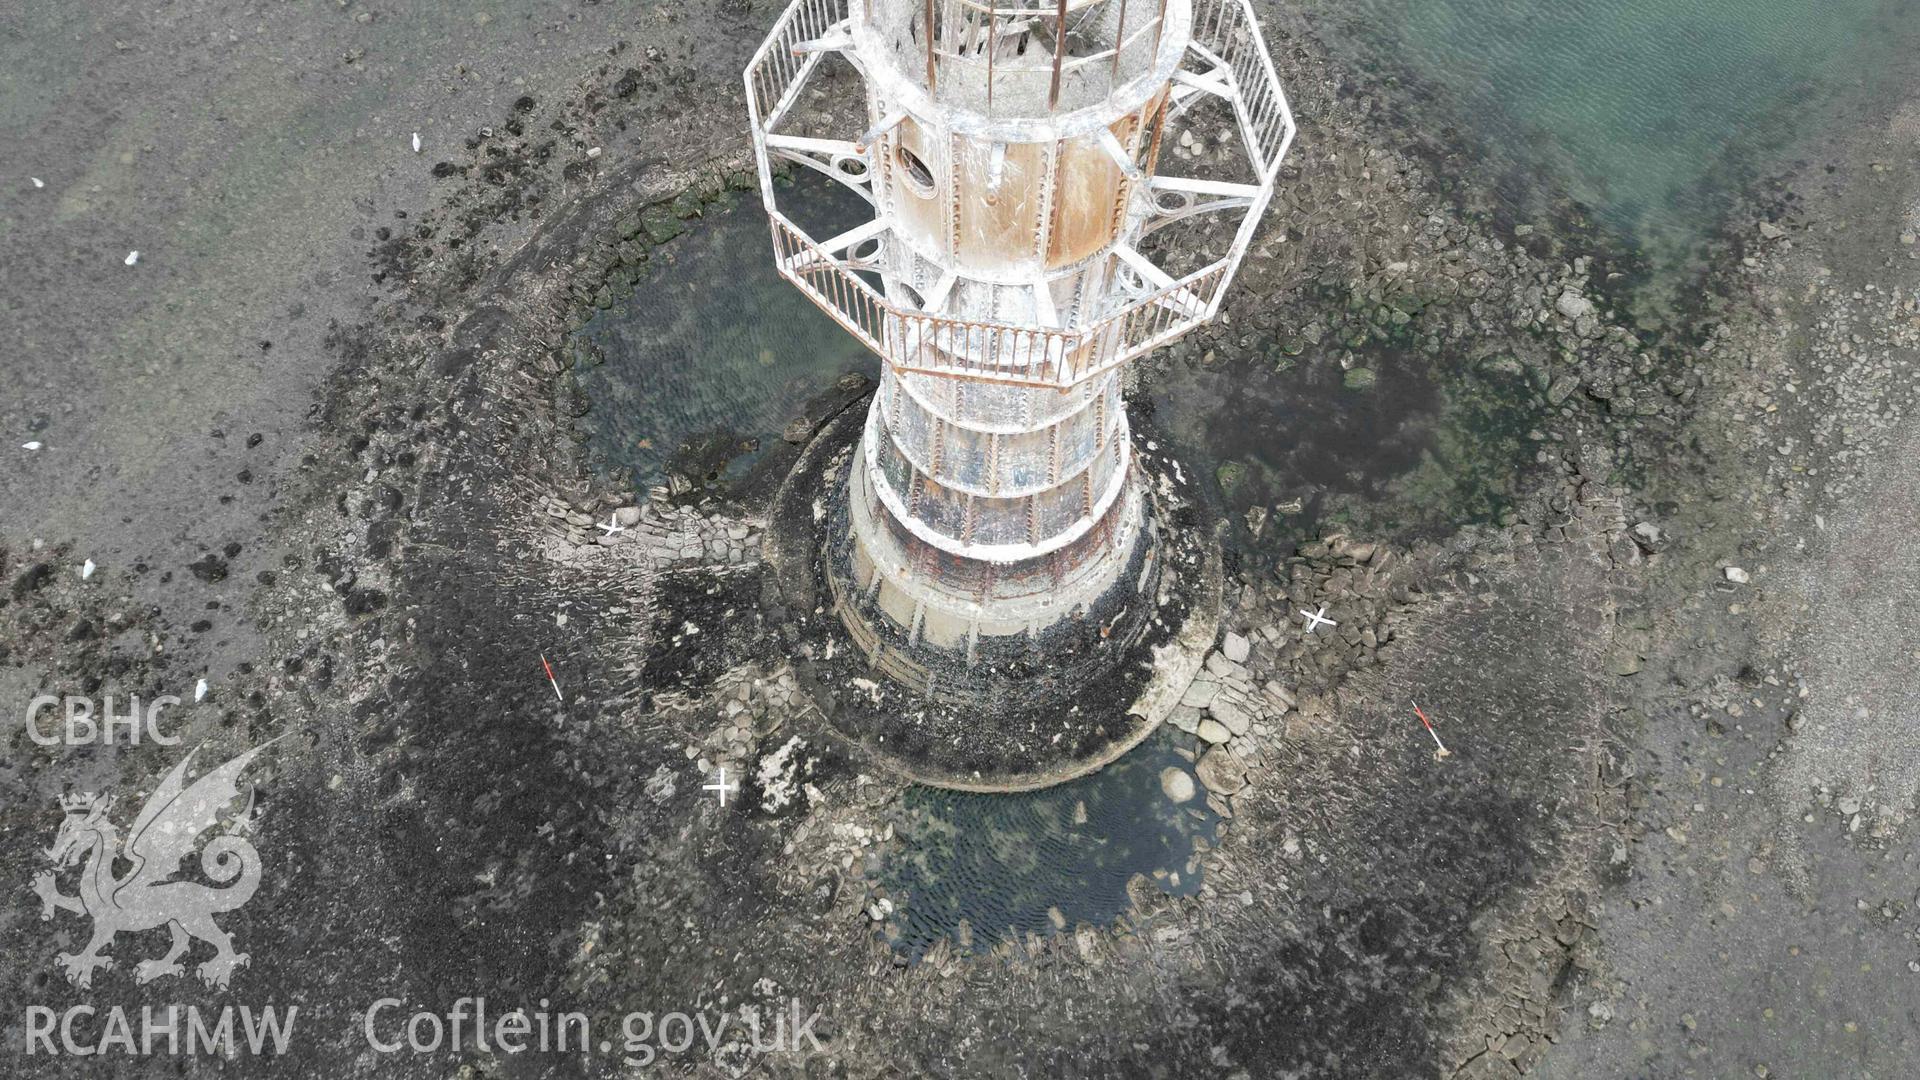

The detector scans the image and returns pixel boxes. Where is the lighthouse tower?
[748,0,1293,698]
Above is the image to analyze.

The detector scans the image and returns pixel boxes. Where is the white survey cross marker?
[596,514,626,537]
[1300,605,1337,633]
[704,767,739,807]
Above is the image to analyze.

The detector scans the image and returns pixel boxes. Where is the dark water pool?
[878,732,1219,962]
[1148,339,1542,558]
[571,180,877,494]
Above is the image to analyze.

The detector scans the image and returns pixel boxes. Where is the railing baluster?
[830,252,844,320]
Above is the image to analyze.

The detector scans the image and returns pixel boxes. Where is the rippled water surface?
[879,733,1219,962]
[1303,0,1920,276]
[574,182,876,491]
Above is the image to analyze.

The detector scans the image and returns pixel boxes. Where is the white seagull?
[1300,605,1337,633]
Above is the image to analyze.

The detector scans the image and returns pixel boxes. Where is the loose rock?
[1160,766,1197,803]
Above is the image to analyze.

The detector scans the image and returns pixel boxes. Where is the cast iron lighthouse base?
[765,394,1223,792]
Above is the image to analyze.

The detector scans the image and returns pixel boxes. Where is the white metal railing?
[1189,0,1293,174]
[1179,0,1294,328]
[918,0,1169,114]
[772,210,1229,388]
[749,0,1295,390]
[745,0,852,135]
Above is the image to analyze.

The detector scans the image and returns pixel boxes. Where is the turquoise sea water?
[1301,0,1920,284]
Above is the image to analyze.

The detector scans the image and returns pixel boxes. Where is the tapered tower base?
[834,449,1155,710]
[765,391,1222,791]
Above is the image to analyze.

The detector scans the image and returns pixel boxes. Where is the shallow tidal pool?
[877,732,1220,962]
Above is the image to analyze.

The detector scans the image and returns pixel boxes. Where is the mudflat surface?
[3,1,651,683]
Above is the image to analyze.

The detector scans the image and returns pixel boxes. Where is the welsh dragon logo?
[32,739,279,990]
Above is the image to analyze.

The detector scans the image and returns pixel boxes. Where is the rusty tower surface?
[748,0,1293,677]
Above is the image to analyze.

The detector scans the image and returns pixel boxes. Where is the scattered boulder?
[1196,748,1247,796]
[1180,676,1221,710]
[1209,697,1251,737]
[1555,290,1594,320]
[1205,651,1247,680]
[1160,766,1196,803]
[1262,681,1296,712]
[1221,632,1250,663]
[783,416,816,444]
